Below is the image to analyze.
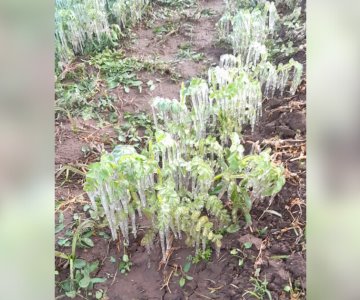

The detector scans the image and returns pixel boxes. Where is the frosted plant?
[217,13,232,40]
[258,61,279,98]
[151,97,189,135]
[209,67,262,136]
[219,54,241,69]
[84,146,156,243]
[218,1,280,68]
[182,79,213,139]
[55,0,151,66]
[245,41,267,67]
[276,58,303,95]
[267,1,279,33]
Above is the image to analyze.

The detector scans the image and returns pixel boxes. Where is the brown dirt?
[55,0,306,299]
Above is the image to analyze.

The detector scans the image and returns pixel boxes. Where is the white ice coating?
[56,0,150,64]
[219,54,240,69]
[189,81,211,139]
[87,191,98,211]
[268,2,279,34]
[131,211,137,238]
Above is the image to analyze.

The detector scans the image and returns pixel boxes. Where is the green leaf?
[57,238,70,247]
[79,275,91,288]
[74,259,87,269]
[88,261,99,273]
[243,242,253,249]
[179,277,186,287]
[91,277,107,284]
[123,254,129,262]
[185,275,193,281]
[124,86,130,93]
[59,212,64,224]
[110,256,116,263]
[283,285,291,293]
[230,249,238,256]
[55,223,65,234]
[96,290,103,299]
[183,261,191,273]
[82,237,94,247]
[99,231,110,240]
[226,224,240,233]
[65,291,76,298]
[238,258,244,267]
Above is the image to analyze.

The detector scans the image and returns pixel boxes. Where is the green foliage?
[56,219,106,298]
[117,112,155,149]
[191,247,212,263]
[243,277,273,300]
[156,0,196,8]
[89,49,143,91]
[178,257,193,287]
[119,254,132,274]
[59,259,106,298]
[177,48,205,62]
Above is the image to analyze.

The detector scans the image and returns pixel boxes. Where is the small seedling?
[230,248,248,267]
[243,277,272,300]
[119,254,132,274]
[257,226,268,237]
[191,248,212,263]
[178,257,193,287]
[177,48,205,62]
[243,242,253,249]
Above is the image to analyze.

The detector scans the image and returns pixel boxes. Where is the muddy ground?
[55,0,306,299]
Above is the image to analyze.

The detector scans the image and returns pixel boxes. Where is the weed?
[56,219,105,298]
[156,0,196,9]
[59,259,106,298]
[119,253,132,274]
[191,247,212,263]
[117,112,154,149]
[243,277,272,300]
[283,278,305,299]
[230,248,247,267]
[257,226,268,238]
[177,48,205,62]
[153,21,178,37]
[178,257,193,287]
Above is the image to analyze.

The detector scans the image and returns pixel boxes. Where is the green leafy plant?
[119,253,132,274]
[243,277,272,300]
[191,247,212,263]
[177,48,205,62]
[56,219,106,298]
[178,257,193,287]
[117,112,155,149]
[230,247,248,267]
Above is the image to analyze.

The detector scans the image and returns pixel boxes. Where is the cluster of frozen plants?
[55,0,150,67]
[84,0,303,262]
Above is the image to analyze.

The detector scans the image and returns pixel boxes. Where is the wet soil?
[55,0,306,299]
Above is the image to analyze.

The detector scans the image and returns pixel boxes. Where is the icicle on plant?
[182,79,213,139]
[215,54,303,98]
[55,0,151,66]
[276,58,303,95]
[84,145,157,244]
[151,97,189,136]
[209,66,262,137]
